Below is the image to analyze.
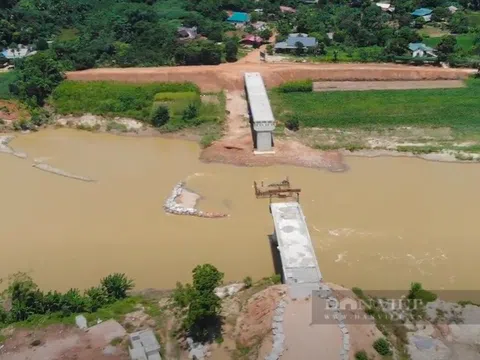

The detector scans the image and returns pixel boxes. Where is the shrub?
[200,133,219,148]
[101,273,134,300]
[372,338,392,356]
[285,117,300,131]
[243,276,253,288]
[269,274,282,284]
[172,282,192,308]
[408,282,437,304]
[355,350,369,360]
[151,105,170,127]
[106,121,128,132]
[85,286,110,312]
[154,92,199,102]
[277,79,313,93]
[182,103,199,120]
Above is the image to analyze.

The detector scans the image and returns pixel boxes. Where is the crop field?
[270,78,480,131]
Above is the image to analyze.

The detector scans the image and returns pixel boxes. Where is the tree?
[432,7,450,22]
[294,41,305,56]
[100,273,134,300]
[225,37,238,62]
[36,38,49,51]
[276,20,292,37]
[414,17,426,29]
[259,28,273,40]
[10,52,64,106]
[266,44,274,55]
[151,105,170,127]
[436,34,457,60]
[449,12,469,34]
[182,264,224,340]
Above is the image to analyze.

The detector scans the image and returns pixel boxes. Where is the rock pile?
[187,337,211,360]
[214,283,245,299]
[265,297,287,360]
[318,283,350,360]
[164,181,228,219]
[0,135,27,158]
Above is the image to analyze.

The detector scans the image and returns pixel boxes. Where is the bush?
[408,282,437,304]
[100,273,134,300]
[154,92,199,102]
[285,117,300,131]
[243,276,253,288]
[355,350,369,360]
[182,103,199,120]
[373,338,392,356]
[151,105,170,127]
[277,80,313,93]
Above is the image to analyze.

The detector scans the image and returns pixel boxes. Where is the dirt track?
[313,79,466,91]
[66,63,474,92]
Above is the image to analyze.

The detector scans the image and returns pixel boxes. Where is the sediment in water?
[0,135,27,159]
[32,162,95,182]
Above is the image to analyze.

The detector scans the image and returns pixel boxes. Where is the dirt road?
[67,62,474,92]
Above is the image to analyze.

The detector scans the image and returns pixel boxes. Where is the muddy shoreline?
[2,116,479,168]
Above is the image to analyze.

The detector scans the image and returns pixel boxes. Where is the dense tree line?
[0,0,301,70]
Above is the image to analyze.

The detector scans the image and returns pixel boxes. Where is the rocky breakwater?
[33,160,95,182]
[164,181,228,219]
[0,135,27,159]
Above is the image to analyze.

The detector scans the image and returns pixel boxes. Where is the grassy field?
[423,33,477,51]
[51,81,225,135]
[0,71,18,99]
[466,11,480,26]
[270,78,480,131]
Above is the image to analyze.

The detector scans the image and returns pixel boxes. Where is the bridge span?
[270,202,322,299]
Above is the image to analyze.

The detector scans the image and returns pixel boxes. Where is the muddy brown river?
[1,129,480,293]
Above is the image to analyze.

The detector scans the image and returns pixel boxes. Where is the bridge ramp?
[270,202,322,299]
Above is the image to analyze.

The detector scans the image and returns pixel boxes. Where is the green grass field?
[423,33,476,51]
[466,11,480,26]
[270,78,480,131]
[52,81,199,120]
[51,81,224,133]
[0,71,18,99]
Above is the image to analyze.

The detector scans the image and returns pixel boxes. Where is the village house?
[279,5,296,14]
[1,45,37,60]
[409,42,437,58]
[411,8,433,22]
[274,33,317,52]
[241,35,264,47]
[226,12,250,26]
[177,26,197,40]
[448,5,458,13]
[251,21,267,32]
[375,2,395,12]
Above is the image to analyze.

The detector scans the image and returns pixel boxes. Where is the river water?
[1,129,479,293]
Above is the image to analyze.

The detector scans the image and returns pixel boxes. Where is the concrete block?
[75,315,87,330]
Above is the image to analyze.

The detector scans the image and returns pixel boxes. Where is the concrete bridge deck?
[270,202,322,299]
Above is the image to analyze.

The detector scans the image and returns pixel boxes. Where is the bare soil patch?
[313,80,466,92]
[0,100,28,122]
[67,63,474,92]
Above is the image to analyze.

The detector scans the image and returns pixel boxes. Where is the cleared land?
[67,63,474,92]
[313,80,465,92]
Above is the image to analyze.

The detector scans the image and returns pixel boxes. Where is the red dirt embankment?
[66,63,474,92]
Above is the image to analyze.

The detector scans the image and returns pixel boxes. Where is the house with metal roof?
[408,42,437,57]
[274,34,318,52]
[1,45,37,60]
[411,8,433,21]
[226,12,250,24]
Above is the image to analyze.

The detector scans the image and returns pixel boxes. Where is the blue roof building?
[227,12,250,24]
[411,8,433,16]
[274,34,318,50]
